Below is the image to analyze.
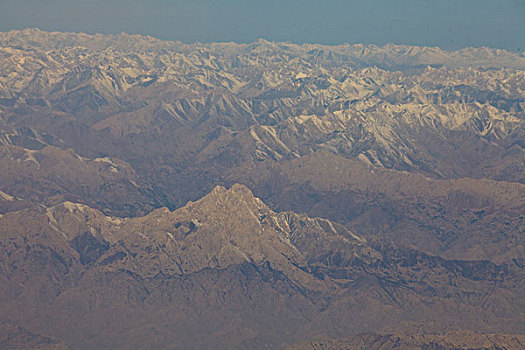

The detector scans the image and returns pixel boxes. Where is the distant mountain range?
[0,29,523,349]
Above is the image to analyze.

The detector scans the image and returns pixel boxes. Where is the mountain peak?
[189,183,268,218]
[208,183,254,197]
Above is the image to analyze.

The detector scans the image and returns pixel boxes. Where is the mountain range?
[0,29,523,349]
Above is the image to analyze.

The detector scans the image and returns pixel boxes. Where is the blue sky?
[1,0,524,50]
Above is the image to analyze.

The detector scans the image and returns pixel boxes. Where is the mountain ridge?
[1,185,524,348]
[2,28,524,69]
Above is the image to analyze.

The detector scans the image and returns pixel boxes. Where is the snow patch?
[106,216,122,225]
[24,149,40,169]
[94,157,119,173]
[62,201,88,213]
[357,153,373,166]
[295,72,308,79]
[45,208,68,239]
[0,190,15,201]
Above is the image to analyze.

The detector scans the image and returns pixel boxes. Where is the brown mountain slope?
[1,185,523,349]
[230,151,525,263]
[0,144,158,216]
[0,323,70,350]
[0,126,159,216]
[286,331,525,350]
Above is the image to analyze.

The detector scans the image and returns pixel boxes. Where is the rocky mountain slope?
[0,323,70,350]
[1,29,523,181]
[1,185,523,349]
[0,29,524,349]
[286,331,525,350]
[233,152,524,263]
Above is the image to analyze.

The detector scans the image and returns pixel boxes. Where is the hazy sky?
[1,0,524,50]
